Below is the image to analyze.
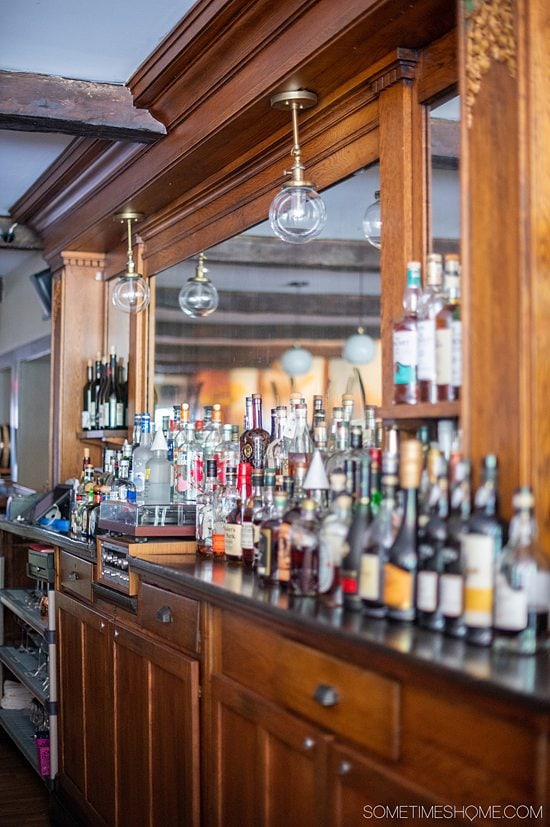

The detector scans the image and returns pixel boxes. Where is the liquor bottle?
[393,261,422,405]
[311,394,325,433]
[493,487,549,654]
[436,254,461,401]
[325,420,350,476]
[384,438,422,621]
[103,347,124,430]
[265,406,289,475]
[440,457,471,638]
[368,447,383,518]
[417,253,445,403]
[133,413,153,505]
[96,355,108,429]
[173,406,196,502]
[196,459,218,556]
[81,360,93,430]
[286,402,313,475]
[71,464,95,536]
[416,458,449,631]
[360,451,399,618]
[117,357,128,428]
[252,469,276,562]
[109,458,137,503]
[144,429,171,504]
[257,491,289,586]
[242,469,264,567]
[462,454,504,646]
[317,493,353,605]
[277,466,307,587]
[211,466,239,559]
[289,499,320,597]
[341,457,371,611]
[90,353,103,430]
[327,406,344,453]
[224,462,252,563]
[240,393,270,469]
[84,485,103,539]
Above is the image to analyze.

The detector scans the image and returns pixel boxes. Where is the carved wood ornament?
[464,0,517,127]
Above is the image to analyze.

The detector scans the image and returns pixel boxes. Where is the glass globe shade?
[269,184,327,244]
[342,330,376,365]
[178,277,219,318]
[280,345,313,377]
[111,275,151,314]
[362,191,382,249]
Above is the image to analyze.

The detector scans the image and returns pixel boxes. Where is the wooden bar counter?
[2,518,548,825]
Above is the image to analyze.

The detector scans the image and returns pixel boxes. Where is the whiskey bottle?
[493,487,549,654]
[416,456,449,632]
[240,393,270,469]
[384,439,422,621]
[257,491,289,586]
[435,254,461,401]
[393,261,422,405]
[462,454,504,646]
[417,253,444,403]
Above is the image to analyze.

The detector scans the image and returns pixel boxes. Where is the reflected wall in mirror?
[152,167,382,429]
[429,93,460,254]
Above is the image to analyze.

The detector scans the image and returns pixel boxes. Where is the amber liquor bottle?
[384,439,422,621]
[393,261,422,405]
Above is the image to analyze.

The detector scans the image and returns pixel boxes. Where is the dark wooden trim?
[0,71,165,141]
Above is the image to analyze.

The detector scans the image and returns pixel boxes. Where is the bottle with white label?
[416,456,449,632]
[435,254,461,402]
[493,487,549,654]
[462,454,504,646]
[417,253,445,404]
[393,261,422,405]
[440,457,471,639]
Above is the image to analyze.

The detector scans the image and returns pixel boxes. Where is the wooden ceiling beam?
[0,71,166,142]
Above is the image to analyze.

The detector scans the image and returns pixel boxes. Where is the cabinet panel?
[139,581,200,654]
[211,673,329,827]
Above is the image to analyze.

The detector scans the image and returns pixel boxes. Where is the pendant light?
[178,252,219,318]
[280,280,314,376]
[342,271,375,365]
[269,90,327,244]
[112,211,151,314]
[362,190,382,249]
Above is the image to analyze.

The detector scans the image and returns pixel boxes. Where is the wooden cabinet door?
[112,624,200,827]
[328,741,450,827]
[210,673,330,827]
[57,592,115,826]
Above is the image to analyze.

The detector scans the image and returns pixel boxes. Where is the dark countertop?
[129,551,550,712]
[1,517,548,712]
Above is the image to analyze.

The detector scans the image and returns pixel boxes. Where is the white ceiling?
[0,0,196,238]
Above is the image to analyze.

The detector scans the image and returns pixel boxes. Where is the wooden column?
[50,252,105,483]
[460,0,550,546]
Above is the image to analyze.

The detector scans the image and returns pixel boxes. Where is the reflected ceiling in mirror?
[152,167,382,423]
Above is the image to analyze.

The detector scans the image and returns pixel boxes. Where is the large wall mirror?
[151,166,383,429]
[429,92,460,255]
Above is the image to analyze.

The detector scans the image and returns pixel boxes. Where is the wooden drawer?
[139,581,200,654]
[220,611,400,760]
[58,550,94,602]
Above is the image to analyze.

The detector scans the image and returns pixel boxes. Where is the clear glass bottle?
[265,406,289,475]
[436,254,461,401]
[196,459,218,556]
[462,454,504,646]
[224,462,252,563]
[144,429,172,504]
[133,413,153,505]
[493,487,549,654]
[417,253,445,404]
[318,493,353,605]
[211,466,238,560]
[384,438,422,621]
[173,405,198,502]
[109,458,137,504]
[242,469,264,567]
[393,261,422,405]
[286,402,313,476]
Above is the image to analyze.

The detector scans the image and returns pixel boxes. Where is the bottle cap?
[150,428,168,452]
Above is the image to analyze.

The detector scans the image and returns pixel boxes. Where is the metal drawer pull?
[313,684,340,707]
[67,571,79,581]
[339,760,352,776]
[156,606,173,624]
[303,737,315,750]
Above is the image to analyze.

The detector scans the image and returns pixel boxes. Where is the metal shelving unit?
[0,562,57,786]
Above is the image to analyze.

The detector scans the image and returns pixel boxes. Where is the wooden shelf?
[77,430,127,447]
[378,401,460,422]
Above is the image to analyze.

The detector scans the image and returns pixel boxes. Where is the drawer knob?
[313,684,340,707]
[67,571,79,581]
[156,606,173,624]
[303,737,315,751]
[339,760,352,776]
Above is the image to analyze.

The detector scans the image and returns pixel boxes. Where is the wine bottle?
[341,457,371,611]
[81,359,93,430]
[91,353,103,430]
[384,438,422,621]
